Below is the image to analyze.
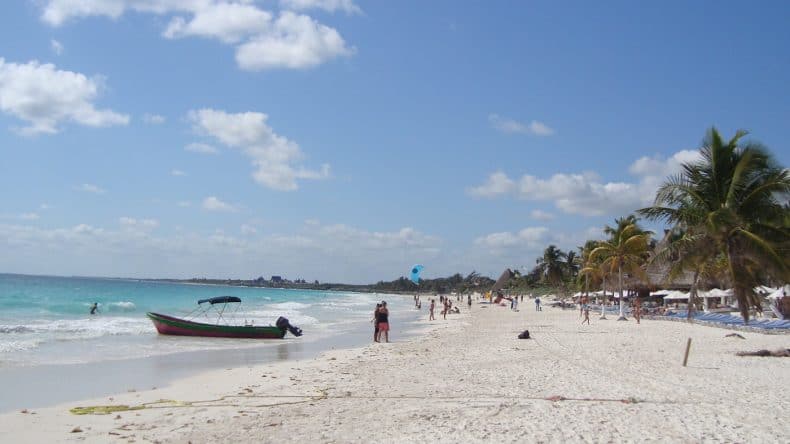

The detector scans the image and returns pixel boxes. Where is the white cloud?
[474,227,549,249]
[40,203,51,210]
[189,108,330,191]
[517,172,642,216]
[530,209,554,221]
[72,223,104,235]
[281,0,362,14]
[317,224,440,250]
[469,149,702,217]
[240,224,257,235]
[119,217,159,232]
[19,213,40,221]
[0,220,442,283]
[143,113,165,124]
[177,201,192,207]
[184,142,219,154]
[488,114,554,136]
[40,2,354,71]
[50,39,64,55]
[0,58,129,135]
[467,171,515,197]
[40,0,203,26]
[171,169,187,176]
[76,183,106,194]
[235,11,354,70]
[163,2,272,44]
[628,150,700,176]
[202,196,237,212]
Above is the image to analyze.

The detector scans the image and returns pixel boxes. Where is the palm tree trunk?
[687,270,699,321]
[584,274,589,299]
[600,276,607,319]
[617,266,626,321]
[726,237,756,324]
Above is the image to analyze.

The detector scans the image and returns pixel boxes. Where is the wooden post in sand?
[682,338,692,367]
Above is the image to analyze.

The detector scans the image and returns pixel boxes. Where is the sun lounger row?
[661,311,790,330]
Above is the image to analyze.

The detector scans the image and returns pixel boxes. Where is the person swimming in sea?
[90,302,99,315]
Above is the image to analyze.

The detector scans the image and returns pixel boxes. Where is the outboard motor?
[276,316,303,337]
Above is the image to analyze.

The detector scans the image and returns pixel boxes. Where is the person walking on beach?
[535,297,541,311]
[467,294,472,310]
[634,298,642,324]
[90,302,99,315]
[429,299,435,321]
[376,301,390,343]
[372,303,382,342]
[513,296,518,311]
[582,305,590,325]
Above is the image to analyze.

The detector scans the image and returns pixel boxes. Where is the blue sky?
[1,0,788,283]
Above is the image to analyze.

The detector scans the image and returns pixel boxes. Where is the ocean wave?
[242,310,319,326]
[318,292,386,308]
[0,325,35,334]
[0,339,43,353]
[108,301,136,311]
[0,317,152,337]
[267,302,311,310]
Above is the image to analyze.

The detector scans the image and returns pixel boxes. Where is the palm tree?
[565,250,579,280]
[578,240,609,318]
[536,245,567,289]
[591,217,653,321]
[652,227,720,319]
[640,128,790,322]
[577,241,598,295]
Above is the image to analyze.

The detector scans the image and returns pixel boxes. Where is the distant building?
[271,276,283,283]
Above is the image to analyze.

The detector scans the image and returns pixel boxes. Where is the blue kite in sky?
[410,264,424,284]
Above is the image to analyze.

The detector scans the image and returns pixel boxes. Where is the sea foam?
[108,301,136,311]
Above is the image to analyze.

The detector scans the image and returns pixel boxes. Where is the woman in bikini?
[372,303,381,342]
[377,301,390,343]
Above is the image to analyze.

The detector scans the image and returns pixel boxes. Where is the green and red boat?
[146,296,303,339]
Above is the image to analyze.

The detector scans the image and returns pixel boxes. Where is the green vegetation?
[639,128,789,321]
[589,216,652,320]
[172,271,496,295]
[511,128,788,324]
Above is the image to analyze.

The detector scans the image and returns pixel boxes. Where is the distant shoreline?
[0,272,461,295]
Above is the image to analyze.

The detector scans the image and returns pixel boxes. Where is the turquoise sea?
[0,274,415,368]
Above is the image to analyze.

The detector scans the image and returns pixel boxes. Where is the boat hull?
[146,312,286,339]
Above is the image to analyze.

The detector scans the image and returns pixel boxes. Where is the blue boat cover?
[198,296,242,305]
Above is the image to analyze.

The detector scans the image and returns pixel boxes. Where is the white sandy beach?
[2,300,788,443]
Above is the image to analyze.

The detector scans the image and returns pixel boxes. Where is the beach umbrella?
[663,290,690,300]
[701,288,733,298]
[767,286,788,300]
[410,264,424,284]
[490,268,514,293]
